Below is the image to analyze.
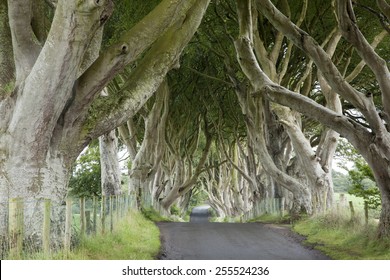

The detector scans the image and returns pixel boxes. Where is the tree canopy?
[1,0,390,249]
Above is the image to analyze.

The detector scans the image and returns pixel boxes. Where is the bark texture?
[254,0,390,238]
[99,130,121,196]
[0,0,211,248]
[128,80,169,209]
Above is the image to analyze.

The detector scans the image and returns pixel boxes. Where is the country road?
[157,206,330,260]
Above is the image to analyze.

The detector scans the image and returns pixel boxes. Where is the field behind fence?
[1,194,137,259]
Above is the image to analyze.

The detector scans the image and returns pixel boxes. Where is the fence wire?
[242,198,284,222]
[0,194,138,259]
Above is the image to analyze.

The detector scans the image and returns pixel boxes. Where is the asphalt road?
[157,205,330,260]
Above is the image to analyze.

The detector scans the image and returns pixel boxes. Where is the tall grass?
[19,210,160,260]
[293,207,390,259]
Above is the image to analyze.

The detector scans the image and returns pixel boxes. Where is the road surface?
[157,205,330,260]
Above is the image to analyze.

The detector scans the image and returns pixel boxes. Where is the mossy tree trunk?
[99,130,121,196]
[252,0,390,238]
[0,0,210,246]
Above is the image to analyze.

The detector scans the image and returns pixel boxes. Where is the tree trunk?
[0,146,71,249]
[99,130,121,196]
[1,0,211,248]
[234,0,341,216]
[128,80,169,209]
[363,146,390,239]
[230,143,244,212]
[0,0,114,249]
[235,84,312,215]
[202,173,226,219]
[160,123,213,210]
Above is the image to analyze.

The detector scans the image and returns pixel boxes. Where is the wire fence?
[0,194,138,259]
[242,198,285,222]
[242,194,377,224]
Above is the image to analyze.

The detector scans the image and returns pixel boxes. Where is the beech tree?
[234,0,390,238]
[0,0,210,246]
[233,0,345,216]
[192,0,337,217]
[120,79,170,209]
[99,130,121,196]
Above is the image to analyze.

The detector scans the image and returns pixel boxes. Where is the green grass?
[141,207,172,222]
[68,210,160,259]
[293,210,390,259]
[247,213,292,224]
[19,210,161,260]
[334,192,381,219]
[334,193,365,210]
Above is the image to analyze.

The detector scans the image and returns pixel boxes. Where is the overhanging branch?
[71,0,198,121]
[81,0,211,142]
[337,0,390,119]
[256,0,367,111]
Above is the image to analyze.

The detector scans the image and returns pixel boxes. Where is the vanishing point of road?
[157,205,330,260]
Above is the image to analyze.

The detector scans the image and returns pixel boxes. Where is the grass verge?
[141,207,172,222]
[247,213,292,224]
[293,211,390,259]
[22,210,161,260]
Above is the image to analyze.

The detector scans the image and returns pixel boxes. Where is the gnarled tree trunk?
[128,80,169,209]
[0,0,210,249]
[253,0,390,238]
[99,130,121,196]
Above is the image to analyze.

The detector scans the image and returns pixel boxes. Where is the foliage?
[170,204,180,216]
[335,138,381,209]
[102,0,161,48]
[348,159,381,210]
[332,171,350,193]
[188,186,209,209]
[3,81,15,95]
[141,207,171,222]
[68,142,101,198]
[335,138,362,165]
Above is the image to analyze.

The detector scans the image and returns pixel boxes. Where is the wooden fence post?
[116,195,120,221]
[101,196,106,234]
[85,210,91,235]
[120,195,124,217]
[9,198,24,259]
[64,198,72,254]
[42,199,51,256]
[349,201,355,220]
[339,193,346,209]
[80,197,86,236]
[92,196,97,234]
[110,196,114,232]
